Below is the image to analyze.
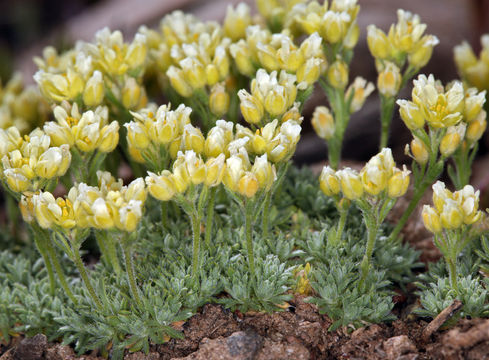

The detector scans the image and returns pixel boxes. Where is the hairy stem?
[262,191,272,239]
[33,233,56,296]
[379,96,396,150]
[190,213,201,277]
[72,245,102,309]
[161,201,169,230]
[446,257,458,294]
[45,240,77,305]
[123,244,142,306]
[245,199,255,276]
[359,213,379,287]
[205,187,217,248]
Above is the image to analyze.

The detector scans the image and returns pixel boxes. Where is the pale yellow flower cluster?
[454,34,489,92]
[230,27,325,87]
[319,148,410,200]
[45,102,119,153]
[400,75,486,161]
[125,104,192,165]
[422,181,482,233]
[367,9,439,70]
[34,27,148,108]
[0,73,50,134]
[291,0,360,48]
[0,127,71,192]
[238,69,300,125]
[22,171,146,232]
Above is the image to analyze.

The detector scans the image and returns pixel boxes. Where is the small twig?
[422,299,463,341]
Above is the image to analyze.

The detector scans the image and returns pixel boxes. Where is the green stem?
[205,187,217,248]
[161,201,169,230]
[379,96,396,150]
[446,256,458,294]
[122,243,142,306]
[388,160,443,243]
[106,234,121,275]
[245,199,255,276]
[45,240,77,305]
[72,245,102,309]
[336,208,348,243]
[359,212,379,287]
[190,213,201,277]
[33,233,56,296]
[262,191,272,239]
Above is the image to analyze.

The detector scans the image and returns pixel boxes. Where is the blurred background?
[0,0,488,166]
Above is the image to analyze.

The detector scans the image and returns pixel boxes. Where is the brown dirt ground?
[2,296,489,360]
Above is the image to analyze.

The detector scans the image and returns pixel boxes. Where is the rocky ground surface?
[2,296,489,360]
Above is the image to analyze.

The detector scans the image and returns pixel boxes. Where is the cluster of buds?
[238,69,299,125]
[256,0,303,30]
[0,127,71,192]
[223,153,277,198]
[319,148,410,201]
[422,181,482,233]
[223,3,253,41]
[238,118,302,163]
[146,150,225,201]
[34,28,148,108]
[125,103,192,166]
[0,73,50,134]
[44,102,119,153]
[454,34,489,92]
[291,0,360,49]
[230,28,325,88]
[400,75,486,161]
[367,9,439,71]
[23,171,146,233]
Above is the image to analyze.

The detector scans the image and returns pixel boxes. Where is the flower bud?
[35,147,64,179]
[167,66,193,97]
[296,58,323,88]
[91,198,114,229]
[125,33,147,69]
[409,137,429,165]
[466,110,487,144]
[319,166,340,196]
[182,124,205,154]
[238,90,264,124]
[83,71,104,107]
[122,78,142,110]
[387,166,410,198]
[337,168,363,200]
[223,3,251,41]
[238,172,259,198]
[251,154,276,191]
[223,155,246,192]
[179,58,206,90]
[464,89,486,122]
[230,41,255,76]
[257,43,280,72]
[422,205,442,233]
[321,11,350,44]
[117,200,143,232]
[264,86,288,117]
[440,199,463,229]
[440,123,465,157]
[125,178,147,202]
[346,77,375,113]
[377,62,401,97]
[98,121,120,153]
[209,83,230,117]
[205,154,226,187]
[125,121,150,149]
[397,100,425,130]
[312,106,335,140]
[408,35,439,68]
[184,150,207,185]
[4,169,30,192]
[327,60,348,89]
[146,170,176,201]
[367,25,390,59]
[361,162,388,196]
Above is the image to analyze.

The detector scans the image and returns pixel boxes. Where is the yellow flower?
[98,121,120,153]
[209,83,230,117]
[439,123,465,157]
[387,166,410,198]
[223,3,251,41]
[238,172,259,198]
[327,60,348,89]
[205,154,226,187]
[397,100,425,130]
[377,62,401,97]
[422,205,442,233]
[238,90,264,125]
[167,66,193,97]
[346,77,375,113]
[312,106,335,140]
[83,71,104,107]
[319,166,340,196]
[337,168,363,200]
[146,170,176,201]
[251,154,276,191]
[367,25,390,59]
[466,110,487,144]
[182,124,205,154]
